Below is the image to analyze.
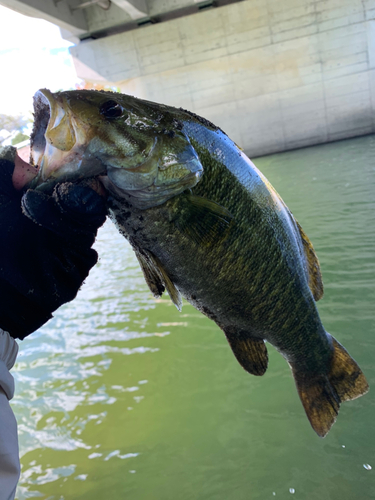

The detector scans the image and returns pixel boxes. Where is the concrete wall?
[71,0,375,156]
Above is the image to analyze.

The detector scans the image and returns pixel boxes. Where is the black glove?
[0,153,107,340]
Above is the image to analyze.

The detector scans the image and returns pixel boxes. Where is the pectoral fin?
[223,329,268,376]
[295,219,324,301]
[174,194,233,246]
[134,247,182,311]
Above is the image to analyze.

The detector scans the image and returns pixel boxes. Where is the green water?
[14,135,375,499]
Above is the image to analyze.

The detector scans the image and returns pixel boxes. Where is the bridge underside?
[2,0,375,156]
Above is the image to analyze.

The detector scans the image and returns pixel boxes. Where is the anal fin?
[134,247,182,311]
[224,329,268,376]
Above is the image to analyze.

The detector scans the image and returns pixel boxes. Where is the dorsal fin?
[134,247,182,311]
[266,182,324,302]
[294,219,324,301]
[223,329,268,376]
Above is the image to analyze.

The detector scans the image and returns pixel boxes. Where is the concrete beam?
[111,0,148,20]
[60,27,81,44]
[0,0,88,34]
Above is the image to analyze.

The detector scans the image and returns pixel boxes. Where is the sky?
[0,5,81,118]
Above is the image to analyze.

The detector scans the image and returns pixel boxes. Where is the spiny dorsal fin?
[295,219,324,301]
[134,247,182,311]
[224,329,268,376]
[174,194,233,246]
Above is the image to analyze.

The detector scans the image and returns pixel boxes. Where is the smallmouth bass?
[28,89,369,437]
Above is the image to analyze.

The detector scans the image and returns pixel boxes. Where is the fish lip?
[30,89,85,188]
[30,89,53,170]
[29,88,69,188]
[29,89,106,189]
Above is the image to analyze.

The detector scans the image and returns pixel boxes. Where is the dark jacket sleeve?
[0,147,107,340]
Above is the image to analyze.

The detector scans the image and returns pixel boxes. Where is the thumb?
[12,152,38,190]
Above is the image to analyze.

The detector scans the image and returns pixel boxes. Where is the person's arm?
[0,146,107,339]
[0,146,107,500]
[0,329,19,500]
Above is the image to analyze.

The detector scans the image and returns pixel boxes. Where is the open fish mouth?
[30,89,105,189]
[30,89,79,181]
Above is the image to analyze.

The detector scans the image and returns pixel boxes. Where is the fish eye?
[100,100,124,119]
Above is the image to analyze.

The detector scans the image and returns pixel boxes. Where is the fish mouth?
[31,89,77,179]
[30,89,105,189]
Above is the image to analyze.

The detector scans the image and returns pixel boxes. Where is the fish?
[28,88,369,437]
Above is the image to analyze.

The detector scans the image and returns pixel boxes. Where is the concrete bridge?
[1,0,375,156]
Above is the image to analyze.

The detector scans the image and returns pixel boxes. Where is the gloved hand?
[0,146,107,340]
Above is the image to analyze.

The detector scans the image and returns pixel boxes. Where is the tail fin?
[291,336,369,437]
